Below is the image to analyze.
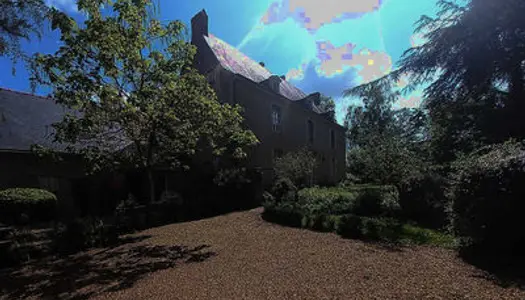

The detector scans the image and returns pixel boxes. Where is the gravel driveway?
[1,207,524,299]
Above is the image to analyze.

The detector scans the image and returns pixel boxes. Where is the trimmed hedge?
[263,184,454,247]
[0,188,57,224]
[262,200,303,228]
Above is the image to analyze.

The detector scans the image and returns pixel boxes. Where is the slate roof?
[0,88,130,152]
[0,88,67,151]
[204,34,309,101]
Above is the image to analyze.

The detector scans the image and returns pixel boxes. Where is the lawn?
[1,207,523,299]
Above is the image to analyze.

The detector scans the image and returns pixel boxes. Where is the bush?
[274,147,317,188]
[271,177,298,202]
[262,200,303,227]
[347,185,400,217]
[336,214,455,246]
[336,214,365,238]
[451,140,525,253]
[53,217,118,254]
[0,188,57,224]
[298,187,356,215]
[399,172,450,229]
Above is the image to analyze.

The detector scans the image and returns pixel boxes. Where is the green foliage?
[273,147,317,188]
[298,187,356,215]
[336,214,456,246]
[316,94,336,122]
[346,185,401,217]
[0,0,48,68]
[270,177,298,202]
[30,0,258,202]
[263,185,453,247]
[344,82,428,186]
[451,140,525,252]
[0,188,57,224]
[262,191,274,204]
[53,218,119,254]
[399,172,451,229]
[262,199,303,228]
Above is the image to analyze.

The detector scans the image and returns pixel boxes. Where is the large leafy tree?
[394,0,525,138]
[30,0,258,202]
[343,82,427,185]
[0,0,48,65]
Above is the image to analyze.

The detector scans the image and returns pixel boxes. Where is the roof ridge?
[0,87,52,101]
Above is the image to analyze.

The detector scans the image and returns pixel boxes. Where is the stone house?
[191,10,346,185]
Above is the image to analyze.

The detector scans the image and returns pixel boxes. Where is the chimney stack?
[191,9,208,43]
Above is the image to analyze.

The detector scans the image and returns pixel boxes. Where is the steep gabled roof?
[203,33,308,101]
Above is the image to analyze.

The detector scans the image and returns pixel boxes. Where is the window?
[271,104,282,133]
[273,148,284,161]
[307,120,314,144]
[330,129,335,149]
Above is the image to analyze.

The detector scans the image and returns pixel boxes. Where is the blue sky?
[0,0,439,124]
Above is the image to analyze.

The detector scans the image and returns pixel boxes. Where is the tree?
[393,0,525,138]
[274,147,317,188]
[0,0,48,66]
[30,0,258,203]
[316,94,336,122]
[343,81,427,185]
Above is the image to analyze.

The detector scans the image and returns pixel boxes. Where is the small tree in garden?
[274,147,317,188]
[30,0,258,203]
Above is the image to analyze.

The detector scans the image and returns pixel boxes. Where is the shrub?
[347,185,400,217]
[451,140,525,253]
[53,217,118,254]
[298,187,356,215]
[399,224,457,247]
[336,214,364,238]
[274,147,317,188]
[336,214,455,246]
[399,172,450,229]
[262,191,275,204]
[271,177,298,202]
[0,188,57,224]
[262,200,303,227]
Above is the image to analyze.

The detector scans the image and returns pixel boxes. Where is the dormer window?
[268,75,281,93]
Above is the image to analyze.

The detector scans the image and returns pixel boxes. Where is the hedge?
[263,184,453,247]
[298,187,356,216]
[0,188,57,224]
[451,141,525,252]
[345,185,401,217]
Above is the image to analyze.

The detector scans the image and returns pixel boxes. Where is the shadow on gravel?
[0,234,216,299]
[460,246,525,290]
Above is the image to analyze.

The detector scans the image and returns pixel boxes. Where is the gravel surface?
[1,207,524,299]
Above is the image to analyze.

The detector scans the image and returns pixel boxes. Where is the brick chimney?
[191,9,208,44]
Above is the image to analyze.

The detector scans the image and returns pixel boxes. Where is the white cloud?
[46,0,78,13]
